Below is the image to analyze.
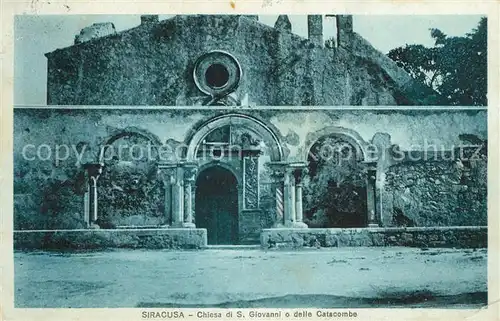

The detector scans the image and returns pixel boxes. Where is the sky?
[14,14,484,105]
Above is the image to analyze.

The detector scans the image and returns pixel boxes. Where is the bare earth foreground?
[14,247,487,308]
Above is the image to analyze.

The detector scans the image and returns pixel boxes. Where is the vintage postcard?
[1,1,499,321]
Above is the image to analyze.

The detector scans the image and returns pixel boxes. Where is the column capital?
[267,162,286,181]
[183,166,198,183]
[288,161,308,171]
[285,163,307,185]
[83,163,102,226]
[293,166,309,186]
[157,163,177,185]
[83,163,103,181]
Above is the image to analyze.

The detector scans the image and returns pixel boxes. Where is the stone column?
[336,15,353,49]
[83,191,90,227]
[293,166,308,228]
[90,177,98,223]
[273,16,293,105]
[269,169,285,227]
[158,164,176,226]
[365,164,379,227]
[171,166,184,227]
[83,163,103,227]
[182,164,198,228]
[267,163,287,227]
[283,167,296,227]
[307,15,324,47]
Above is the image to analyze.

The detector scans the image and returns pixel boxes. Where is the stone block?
[260,227,486,249]
[14,228,207,250]
[350,231,373,246]
[325,234,338,247]
[370,233,385,246]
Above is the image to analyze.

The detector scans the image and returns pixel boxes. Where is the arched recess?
[95,127,164,228]
[301,126,369,162]
[184,113,286,162]
[302,126,374,228]
[98,127,163,164]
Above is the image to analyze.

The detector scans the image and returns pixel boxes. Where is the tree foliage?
[303,137,367,228]
[388,17,487,106]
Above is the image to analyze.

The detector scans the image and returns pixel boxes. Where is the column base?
[286,221,308,228]
[181,222,196,228]
[368,223,380,228]
[89,221,100,229]
[171,222,196,228]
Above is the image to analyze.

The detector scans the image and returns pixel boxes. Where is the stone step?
[206,244,261,250]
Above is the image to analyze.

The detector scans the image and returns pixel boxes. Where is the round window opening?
[205,63,230,88]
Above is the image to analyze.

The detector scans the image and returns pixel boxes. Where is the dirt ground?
[14,247,487,308]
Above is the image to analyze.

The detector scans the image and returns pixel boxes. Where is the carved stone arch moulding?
[184,113,286,162]
[97,127,163,164]
[301,126,370,163]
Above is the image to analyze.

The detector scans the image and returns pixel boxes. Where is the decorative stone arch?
[184,113,286,162]
[97,127,163,164]
[301,126,370,162]
[84,127,164,228]
[301,126,379,227]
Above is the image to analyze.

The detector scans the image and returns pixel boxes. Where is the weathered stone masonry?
[13,15,487,249]
[14,108,487,247]
[45,15,440,106]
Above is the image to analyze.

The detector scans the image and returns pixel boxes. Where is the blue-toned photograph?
[13,15,487,309]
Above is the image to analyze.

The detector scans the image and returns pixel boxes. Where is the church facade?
[14,15,487,248]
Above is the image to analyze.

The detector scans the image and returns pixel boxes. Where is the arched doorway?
[186,113,288,243]
[195,166,239,245]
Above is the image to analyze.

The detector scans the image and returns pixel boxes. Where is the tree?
[303,137,367,228]
[388,17,487,106]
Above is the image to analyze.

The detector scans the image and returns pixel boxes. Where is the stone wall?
[13,108,487,230]
[381,158,487,227]
[45,15,438,106]
[14,228,207,250]
[261,227,487,249]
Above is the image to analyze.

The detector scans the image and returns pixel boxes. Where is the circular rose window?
[205,63,230,88]
[193,51,242,96]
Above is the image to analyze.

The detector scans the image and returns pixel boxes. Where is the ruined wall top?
[74,22,117,45]
[46,15,440,106]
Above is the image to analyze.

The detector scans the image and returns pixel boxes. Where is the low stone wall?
[260,226,487,249]
[14,228,207,250]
